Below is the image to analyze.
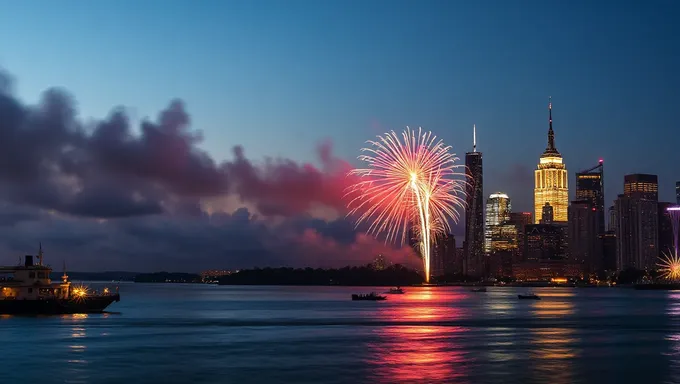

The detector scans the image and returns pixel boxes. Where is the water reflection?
[62,314,90,384]
[367,288,470,383]
[528,290,578,384]
[664,292,680,382]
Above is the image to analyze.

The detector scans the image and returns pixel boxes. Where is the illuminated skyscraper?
[534,98,568,223]
[576,160,605,234]
[676,181,679,205]
[465,125,484,277]
[484,193,511,253]
[624,174,658,200]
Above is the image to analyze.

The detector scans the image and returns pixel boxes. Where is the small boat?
[470,287,487,292]
[518,293,540,300]
[386,287,405,294]
[352,292,387,301]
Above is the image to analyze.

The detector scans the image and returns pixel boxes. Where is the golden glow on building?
[534,98,568,223]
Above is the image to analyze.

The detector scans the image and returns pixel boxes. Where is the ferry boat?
[385,287,405,294]
[0,246,120,315]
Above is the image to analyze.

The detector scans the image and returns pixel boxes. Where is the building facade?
[464,127,484,277]
[614,174,659,270]
[659,202,676,256]
[676,181,680,205]
[484,192,511,254]
[524,224,568,262]
[534,98,568,223]
[576,160,605,234]
[509,212,533,262]
[569,200,599,275]
[541,202,554,224]
[600,231,617,271]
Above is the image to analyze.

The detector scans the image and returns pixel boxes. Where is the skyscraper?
[624,174,658,200]
[576,160,605,234]
[534,98,568,223]
[484,192,511,253]
[464,125,484,277]
[569,200,599,275]
[676,181,680,205]
[615,174,659,270]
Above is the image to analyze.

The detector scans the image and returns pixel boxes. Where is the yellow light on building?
[534,98,568,223]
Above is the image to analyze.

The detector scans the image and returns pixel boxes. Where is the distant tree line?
[134,272,201,283]
[218,264,423,286]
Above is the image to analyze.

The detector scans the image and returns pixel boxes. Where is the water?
[1,284,680,384]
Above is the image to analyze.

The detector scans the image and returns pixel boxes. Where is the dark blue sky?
[1,0,679,212]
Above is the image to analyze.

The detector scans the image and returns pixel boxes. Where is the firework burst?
[658,250,680,281]
[345,127,466,282]
[658,206,680,281]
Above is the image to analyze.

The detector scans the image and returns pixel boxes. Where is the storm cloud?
[0,69,417,271]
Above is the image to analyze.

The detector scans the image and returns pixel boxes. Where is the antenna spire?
[473,124,477,152]
[547,96,555,151]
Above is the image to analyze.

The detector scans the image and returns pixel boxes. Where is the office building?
[484,193,511,253]
[624,174,658,200]
[509,212,533,261]
[600,231,617,271]
[524,224,568,262]
[677,181,680,205]
[569,200,599,275]
[534,98,568,223]
[464,125,484,277]
[615,174,659,270]
[576,160,605,234]
[440,234,457,275]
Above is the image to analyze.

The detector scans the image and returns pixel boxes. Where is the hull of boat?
[634,283,680,290]
[0,294,120,315]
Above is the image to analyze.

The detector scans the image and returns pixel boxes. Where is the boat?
[351,292,387,301]
[0,245,120,315]
[385,287,405,294]
[518,293,540,300]
[634,282,680,290]
[470,287,487,292]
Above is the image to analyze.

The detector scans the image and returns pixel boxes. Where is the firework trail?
[345,127,466,282]
[659,207,680,281]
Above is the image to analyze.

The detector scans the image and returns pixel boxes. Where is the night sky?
[0,0,678,271]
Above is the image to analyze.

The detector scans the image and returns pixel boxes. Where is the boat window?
[28,288,33,293]
[38,272,47,279]
[29,272,35,279]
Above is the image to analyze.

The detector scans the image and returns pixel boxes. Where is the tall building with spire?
[534,98,568,223]
[465,124,484,277]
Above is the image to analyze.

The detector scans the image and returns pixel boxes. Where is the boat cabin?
[0,252,72,301]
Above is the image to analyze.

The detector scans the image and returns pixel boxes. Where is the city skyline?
[0,1,678,272]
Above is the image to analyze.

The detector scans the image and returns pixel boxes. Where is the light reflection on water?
[369,288,469,383]
[0,284,677,384]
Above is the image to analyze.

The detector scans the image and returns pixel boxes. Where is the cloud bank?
[0,69,417,272]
